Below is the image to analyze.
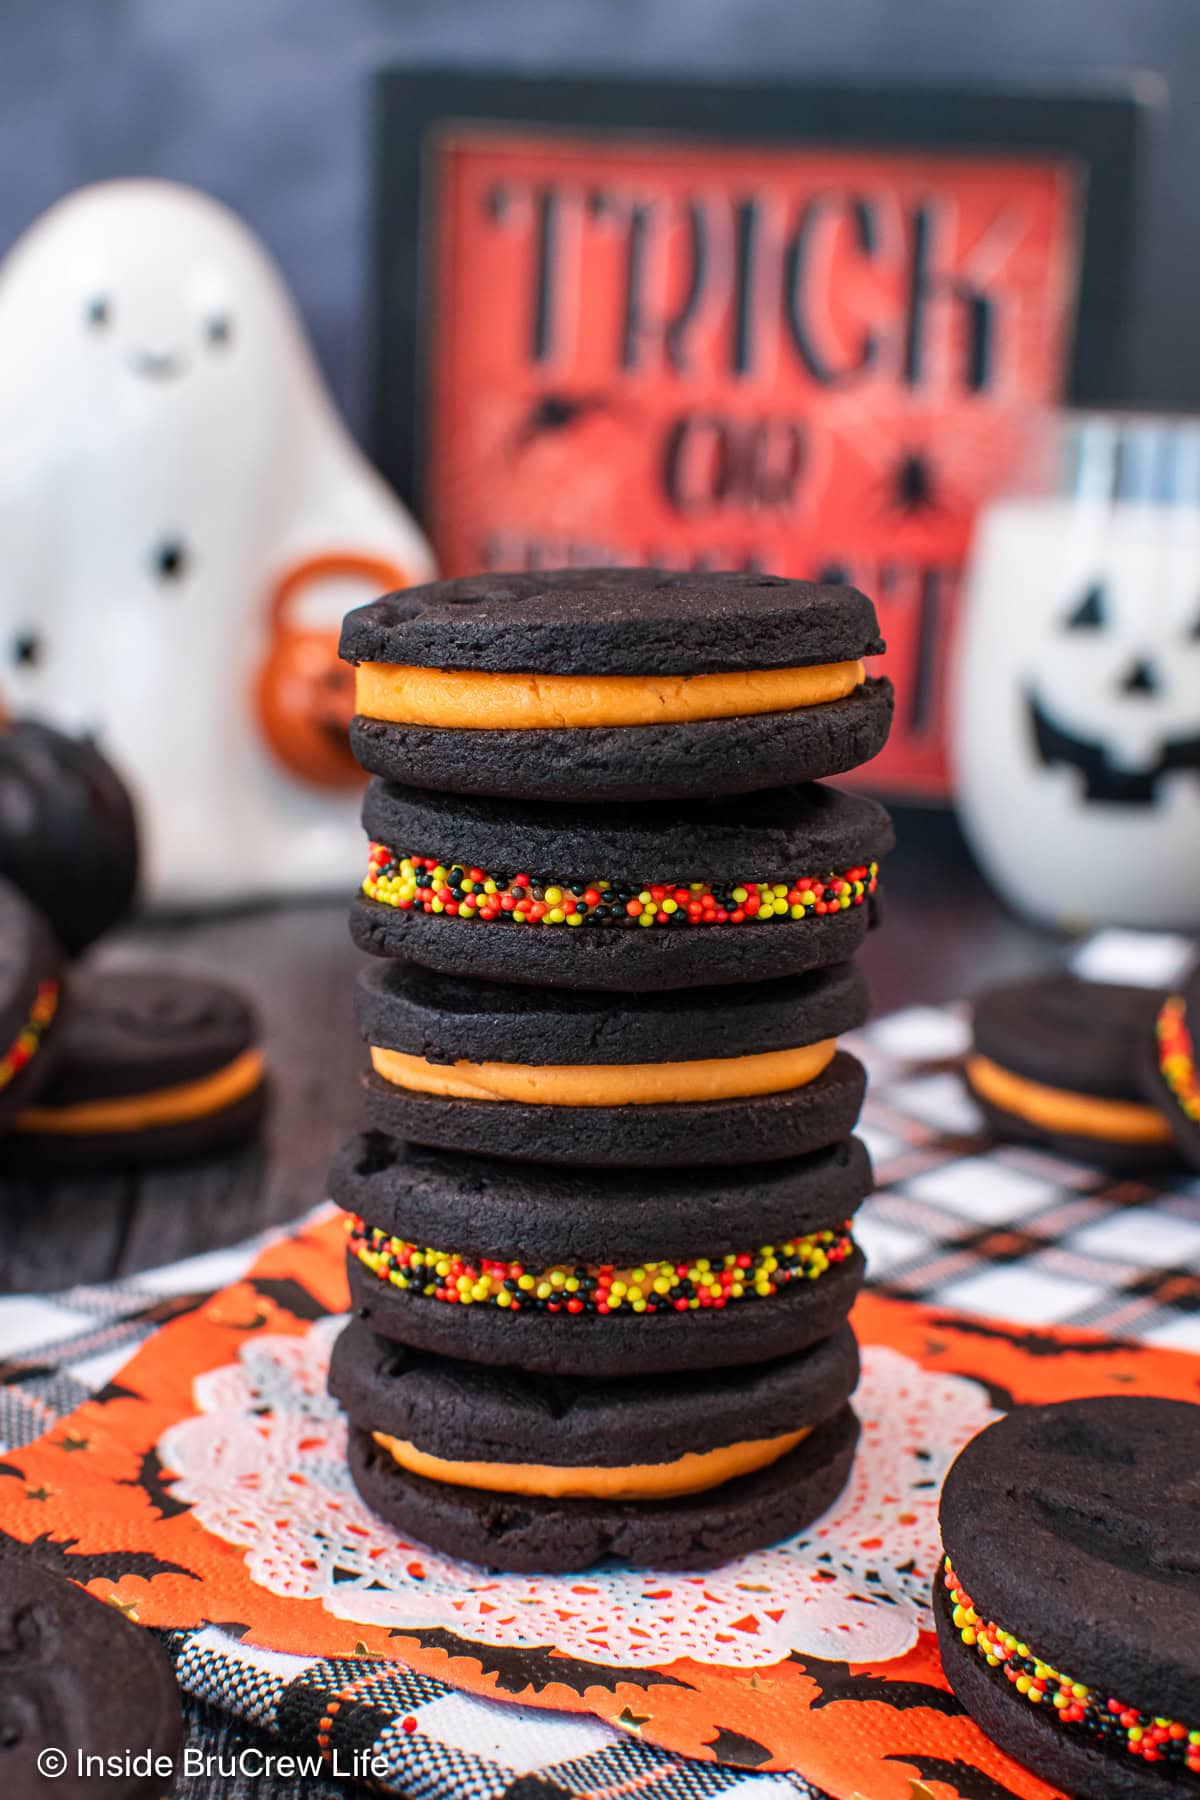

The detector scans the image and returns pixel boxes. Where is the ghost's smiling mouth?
[128,348,189,382]
[1027,689,1200,805]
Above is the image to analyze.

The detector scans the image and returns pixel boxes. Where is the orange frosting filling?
[13,1048,265,1137]
[372,1426,812,1499]
[369,1039,836,1106]
[966,1053,1172,1145]
[355,659,865,729]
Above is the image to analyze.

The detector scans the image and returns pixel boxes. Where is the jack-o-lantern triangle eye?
[1065,582,1106,629]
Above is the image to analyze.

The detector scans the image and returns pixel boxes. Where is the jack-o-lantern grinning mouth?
[1027,690,1200,806]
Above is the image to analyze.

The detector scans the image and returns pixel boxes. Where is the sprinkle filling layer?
[942,1559,1200,1776]
[364,845,878,929]
[0,979,57,1093]
[348,1214,855,1314]
[1157,993,1200,1123]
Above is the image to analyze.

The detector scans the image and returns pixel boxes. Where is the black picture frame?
[371,66,1148,515]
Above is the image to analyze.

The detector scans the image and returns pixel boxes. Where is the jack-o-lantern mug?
[953,413,1200,931]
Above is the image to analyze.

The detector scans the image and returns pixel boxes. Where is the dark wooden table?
[0,808,1065,1796]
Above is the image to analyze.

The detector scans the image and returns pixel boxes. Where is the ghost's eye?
[1065,582,1106,630]
[85,295,111,330]
[11,630,42,668]
[205,314,233,348]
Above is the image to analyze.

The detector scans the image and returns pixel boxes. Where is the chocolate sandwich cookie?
[936,1396,1200,1799]
[5,967,267,1170]
[1142,969,1200,1170]
[0,1540,183,1798]
[0,878,62,1132]
[355,960,868,1165]
[334,1131,869,1376]
[342,568,893,802]
[329,1315,860,1571]
[352,779,892,991]
[965,975,1175,1170]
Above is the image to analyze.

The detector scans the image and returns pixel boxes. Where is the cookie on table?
[355,960,868,1166]
[333,1131,870,1376]
[0,878,62,1132]
[353,778,893,991]
[329,1315,860,1572]
[5,967,267,1170]
[0,1539,183,1798]
[964,975,1175,1170]
[936,1396,1200,1799]
[341,568,893,802]
[1142,967,1200,1169]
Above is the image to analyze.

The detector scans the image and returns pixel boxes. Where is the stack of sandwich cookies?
[331,566,893,1570]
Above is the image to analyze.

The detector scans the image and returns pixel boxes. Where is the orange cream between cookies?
[966,1053,1171,1146]
[369,1039,836,1106]
[371,1426,812,1500]
[13,1047,266,1137]
[355,659,865,730]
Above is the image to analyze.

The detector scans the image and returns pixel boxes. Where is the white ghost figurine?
[953,417,1200,932]
[0,178,434,903]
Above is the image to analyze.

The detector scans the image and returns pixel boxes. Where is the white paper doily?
[159,1317,995,1670]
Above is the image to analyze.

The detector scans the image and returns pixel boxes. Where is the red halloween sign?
[422,131,1080,796]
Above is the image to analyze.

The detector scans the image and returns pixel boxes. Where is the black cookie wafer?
[965,975,1176,1170]
[363,1065,865,1166]
[0,1538,183,1798]
[353,779,893,990]
[340,568,884,673]
[330,1317,860,1571]
[5,967,267,1171]
[936,1396,1200,1799]
[343,568,892,801]
[356,950,867,1064]
[335,1132,869,1375]
[356,960,867,1165]
[0,878,62,1132]
[1140,968,1200,1170]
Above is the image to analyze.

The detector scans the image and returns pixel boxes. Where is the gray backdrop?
[1,0,1194,440]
